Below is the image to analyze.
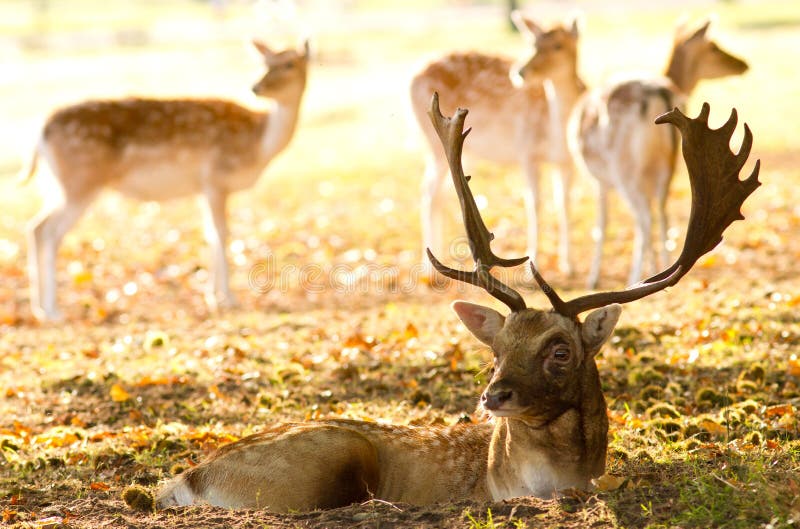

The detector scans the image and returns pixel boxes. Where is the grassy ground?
[1,1,800,528]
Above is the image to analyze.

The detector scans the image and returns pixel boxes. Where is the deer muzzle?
[482,386,513,412]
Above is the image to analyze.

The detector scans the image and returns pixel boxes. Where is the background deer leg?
[420,154,447,276]
[655,169,671,270]
[201,187,236,310]
[622,189,653,285]
[588,184,609,289]
[522,158,541,266]
[551,162,573,275]
[28,195,94,321]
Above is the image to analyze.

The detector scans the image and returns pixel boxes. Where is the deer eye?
[550,340,571,362]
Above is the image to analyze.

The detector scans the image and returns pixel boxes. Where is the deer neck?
[542,74,585,158]
[256,87,305,163]
[485,414,579,500]
[664,46,698,94]
[544,74,585,118]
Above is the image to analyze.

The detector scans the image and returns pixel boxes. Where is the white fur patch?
[487,450,562,500]
[156,476,197,508]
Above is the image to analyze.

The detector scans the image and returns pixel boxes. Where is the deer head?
[427,93,760,433]
[454,301,617,431]
[667,19,749,93]
[251,39,310,100]
[511,12,580,85]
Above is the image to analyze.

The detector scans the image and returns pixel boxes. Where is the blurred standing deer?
[22,40,309,321]
[155,94,760,511]
[568,19,748,287]
[411,12,584,277]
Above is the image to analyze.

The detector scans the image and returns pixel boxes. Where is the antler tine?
[528,261,568,314]
[553,103,761,318]
[426,93,529,312]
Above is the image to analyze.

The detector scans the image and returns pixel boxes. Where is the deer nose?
[482,389,513,410]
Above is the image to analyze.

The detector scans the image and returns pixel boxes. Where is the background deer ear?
[252,39,275,58]
[452,301,505,347]
[687,18,712,41]
[569,15,581,38]
[673,14,689,39]
[511,11,544,41]
[581,304,621,355]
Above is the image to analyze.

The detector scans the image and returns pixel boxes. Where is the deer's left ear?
[569,16,580,38]
[581,304,621,356]
[688,18,712,41]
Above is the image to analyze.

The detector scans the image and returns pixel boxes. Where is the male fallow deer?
[155,94,759,511]
[22,40,309,321]
[411,12,584,277]
[568,18,748,287]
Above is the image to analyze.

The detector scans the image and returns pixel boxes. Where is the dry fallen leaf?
[697,419,727,436]
[403,322,419,340]
[209,384,224,400]
[788,358,800,377]
[109,384,131,403]
[765,404,794,418]
[593,473,629,492]
[33,516,64,529]
[33,431,80,448]
[2,508,18,523]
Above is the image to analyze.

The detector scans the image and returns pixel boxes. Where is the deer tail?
[645,84,682,171]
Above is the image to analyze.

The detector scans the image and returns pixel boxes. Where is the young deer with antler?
[568,18,748,287]
[155,93,759,511]
[22,40,309,321]
[411,12,584,277]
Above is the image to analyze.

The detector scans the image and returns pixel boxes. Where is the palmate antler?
[427,95,761,317]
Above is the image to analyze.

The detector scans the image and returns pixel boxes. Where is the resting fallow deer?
[411,12,584,277]
[22,40,309,321]
[568,18,748,287]
[155,93,759,511]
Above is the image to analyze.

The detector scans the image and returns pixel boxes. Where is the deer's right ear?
[252,39,275,57]
[511,11,544,41]
[452,301,505,347]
